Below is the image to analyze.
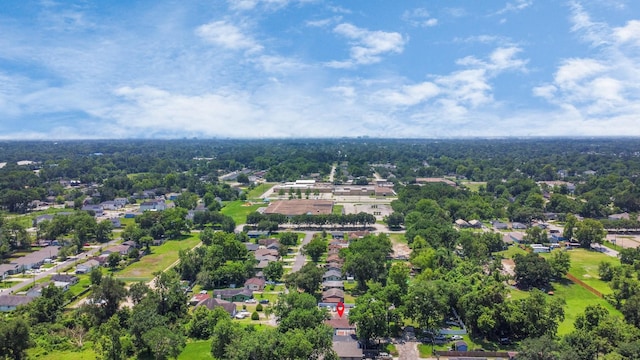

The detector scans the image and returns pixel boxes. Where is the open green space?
[28,346,96,360]
[550,278,620,335]
[563,248,619,295]
[221,200,267,225]
[179,340,214,360]
[115,236,200,281]
[332,205,344,215]
[246,183,275,199]
[459,181,487,192]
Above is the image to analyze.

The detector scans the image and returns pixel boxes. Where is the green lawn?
[332,205,344,215]
[28,346,96,360]
[246,183,276,199]
[496,245,527,258]
[179,340,214,360]
[563,248,620,295]
[550,279,620,335]
[221,200,268,225]
[115,236,200,281]
[459,181,486,192]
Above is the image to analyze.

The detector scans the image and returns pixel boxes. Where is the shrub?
[251,311,259,320]
[256,303,263,312]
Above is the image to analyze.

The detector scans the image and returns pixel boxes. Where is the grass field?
[459,181,486,192]
[179,340,214,360]
[332,205,344,215]
[28,346,96,360]
[246,183,275,199]
[550,278,620,335]
[115,236,200,281]
[563,248,619,295]
[221,200,268,225]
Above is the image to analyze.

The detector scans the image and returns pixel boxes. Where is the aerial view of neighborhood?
[1,138,640,360]
[2,0,640,359]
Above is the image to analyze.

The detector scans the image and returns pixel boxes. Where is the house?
[114,198,128,207]
[325,316,356,336]
[51,274,79,284]
[213,288,253,302]
[332,337,363,360]
[100,201,118,210]
[325,262,343,272]
[531,244,551,253]
[326,254,343,263]
[265,242,281,251]
[258,238,280,247]
[109,218,122,228]
[166,192,181,201]
[102,244,133,257]
[454,340,468,351]
[511,222,528,230]
[196,297,237,317]
[76,259,100,274]
[247,231,270,239]
[140,200,167,212]
[609,213,630,221]
[322,281,344,290]
[468,220,482,228]
[331,232,345,240]
[455,219,470,228]
[189,293,210,306]
[81,204,104,216]
[256,255,278,263]
[0,295,34,312]
[244,243,260,252]
[244,277,266,291]
[506,232,524,244]
[323,270,343,282]
[492,221,508,230]
[255,260,270,270]
[254,248,278,258]
[9,246,60,274]
[322,288,345,303]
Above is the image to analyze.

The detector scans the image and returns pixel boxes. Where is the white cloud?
[376,82,440,106]
[402,8,438,27]
[495,0,533,15]
[613,20,640,46]
[327,23,406,67]
[196,20,263,52]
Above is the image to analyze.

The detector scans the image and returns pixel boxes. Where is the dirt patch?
[501,259,515,277]
[391,240,412,259]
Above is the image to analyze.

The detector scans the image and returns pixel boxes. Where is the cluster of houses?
[0,272,79,312]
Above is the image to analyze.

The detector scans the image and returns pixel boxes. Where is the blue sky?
[1,0,640,139]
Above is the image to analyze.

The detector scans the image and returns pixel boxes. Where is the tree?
[523,226,548,244]
[264,261,284,283]
[141,326,185,360]
[517,335,562,360]
[348,292,389,345]
[303,237,327,262]
[29,282,65,323]
[385,212,404,229]
[285,262,323,295]
[95,219,113,243]
[0,317,31,360]
[89,274,127,321]
[342,234,392,290]
[563,214,577,241]
[513,252,552,289]
[279,232,299,246]
[548,250,571,279]
[95,314,124,360]
[575,218,605,248]
[273,291,328,332]
[211,320,242,359]
[108,252,122,269]
[236,173,250,185]
[404,279,448,335]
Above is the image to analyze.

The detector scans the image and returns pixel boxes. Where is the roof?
[245,277,266,286]
[323,288,344,298]
[78,259,100,268]
[14,246,60,266]
[263,199,334,216]
[244,243,259,251]
[332,340,363,358]
[254,248,278,258]
[325,315,355,329]
[0,295,34,307]
[323,270,342,279]
[322,281,345,288]
[197,297,236,315]
[51,274,78,283]
[213,288,253,297]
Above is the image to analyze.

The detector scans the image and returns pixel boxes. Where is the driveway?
[291,232,313,272]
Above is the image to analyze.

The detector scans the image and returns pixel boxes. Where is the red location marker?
[336,302,345,317]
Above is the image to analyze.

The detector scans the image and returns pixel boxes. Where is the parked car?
[259,299,269,304]
[451,335,463,341]
[244,298,257,303]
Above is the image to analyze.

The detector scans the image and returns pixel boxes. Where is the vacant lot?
[116,236,200,281]
[221,200,268,225]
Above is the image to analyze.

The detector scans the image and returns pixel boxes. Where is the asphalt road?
[291,231,313,273]
[2,238,121,295]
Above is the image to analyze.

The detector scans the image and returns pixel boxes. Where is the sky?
[1,0,640,139]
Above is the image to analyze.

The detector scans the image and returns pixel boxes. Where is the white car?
[451,335,463,341]
[245,299,257,303]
